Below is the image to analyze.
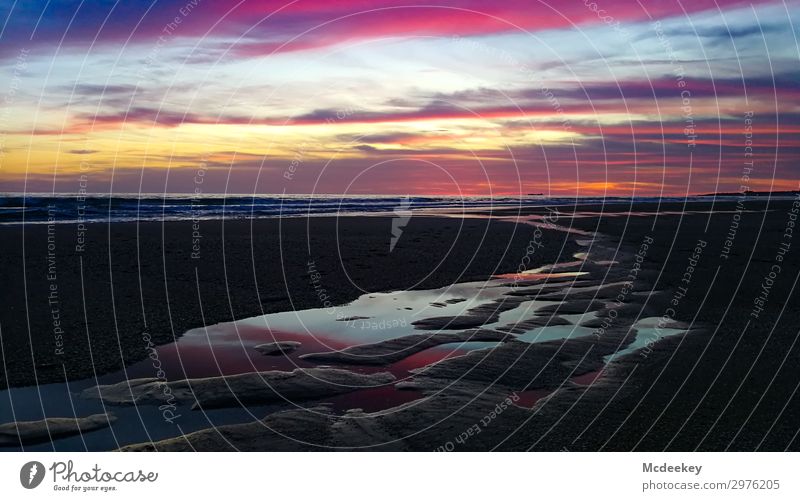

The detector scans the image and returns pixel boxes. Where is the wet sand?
[538,198,800,451]
[2,199,799,451]
[0,215,577,389]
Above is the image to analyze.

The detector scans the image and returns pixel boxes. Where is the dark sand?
[2,199,799,451]
[476,199,800,451]
[538,199,800,451]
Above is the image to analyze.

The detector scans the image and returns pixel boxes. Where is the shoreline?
[3,196,795,227]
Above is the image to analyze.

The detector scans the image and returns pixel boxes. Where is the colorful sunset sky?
[0,0,798,196]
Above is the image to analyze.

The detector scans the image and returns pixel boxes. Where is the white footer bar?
[1,452,797,500]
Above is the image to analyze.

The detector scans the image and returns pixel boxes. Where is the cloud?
[663,23,787,40]
[1,0,777,59]
[42,68,798,135]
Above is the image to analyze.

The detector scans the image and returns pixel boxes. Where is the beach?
[1,199,799,451]
[0,213,577,388]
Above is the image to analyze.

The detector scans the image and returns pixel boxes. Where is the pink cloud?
[5,0,779,58]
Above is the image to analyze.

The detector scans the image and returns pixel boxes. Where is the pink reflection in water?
[514,389,552,408]
[493,271,588,281]
[125,324,352,380]
[122,323,488,414]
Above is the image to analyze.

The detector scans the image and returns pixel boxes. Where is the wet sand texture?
[0,216,576,389]
[0,413,115,447]
[3,200,799,451]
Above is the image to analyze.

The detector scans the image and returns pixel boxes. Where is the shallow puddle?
[603,317,687,363]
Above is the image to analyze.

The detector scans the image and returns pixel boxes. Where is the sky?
[0,0,798,196]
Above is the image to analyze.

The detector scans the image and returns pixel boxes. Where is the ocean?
[0,193,747,224]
